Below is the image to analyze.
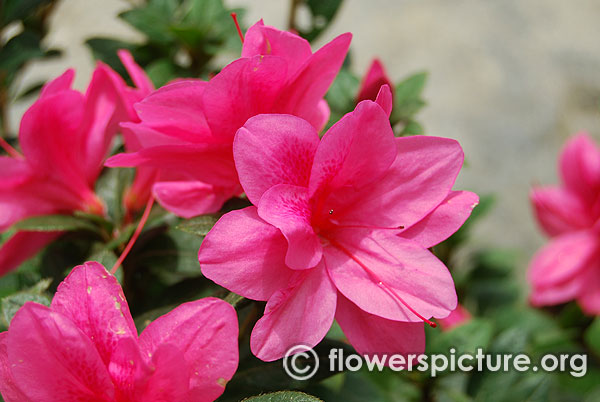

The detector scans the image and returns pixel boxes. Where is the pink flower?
[356,58,393,104]
[0,262,238,401]
[198,85,478,361]
[104,50,157,213]
[106,20,352,218]
[437,304,471,331]
[529,133,600,314]
[0,65,124,275]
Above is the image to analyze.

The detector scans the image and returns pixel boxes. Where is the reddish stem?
[0,137,23,159]
[111,194,155,274]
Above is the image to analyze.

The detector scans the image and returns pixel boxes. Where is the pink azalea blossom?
[106,20,352,218]
[104,50,157,213]
[198,85,478,361]
[0,65,124,275]
[529,133,600,314]
[0,261,238,401]
[356,58,393,104]
[437,304,471,331]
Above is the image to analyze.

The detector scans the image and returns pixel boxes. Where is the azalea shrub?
[0,1,599,401]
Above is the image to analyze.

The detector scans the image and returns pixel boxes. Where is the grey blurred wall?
[9,0,600,270]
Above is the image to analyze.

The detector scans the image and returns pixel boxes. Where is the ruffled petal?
[258,184,322,269]
[234,114,319,205]
[199,207,295,301]
[51,262,137,365]
[250,263,337,361]
[203,56,288,141]
[138,298,238,400]
[400,191,479,248]
[8,303,115,401]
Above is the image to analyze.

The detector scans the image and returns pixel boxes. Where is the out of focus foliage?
[0,0,60,137]
[87,0,246,87]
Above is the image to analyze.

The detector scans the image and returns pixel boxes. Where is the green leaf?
[11,214,99,233]
[86,38,137,79]
[584,317,600,357]
[176,214,219,237]
[427,318,494,356]
[399,120,424,136]
[243,391,322,402]
[1,0,52,26]
[391,71,428,124]
[145,58,178,88]
[119,0,178,45]
[325,68,359,115]
[1,278,51,327]
[0,30,44,84]
[95,166,135,224]
[298,0,344,42]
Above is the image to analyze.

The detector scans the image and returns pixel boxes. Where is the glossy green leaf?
[243,391,322,402]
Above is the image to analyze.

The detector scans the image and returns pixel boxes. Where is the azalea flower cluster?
[0,19,479,400]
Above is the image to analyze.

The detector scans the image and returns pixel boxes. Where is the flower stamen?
[329,238,437,328]
[231,12,244,44]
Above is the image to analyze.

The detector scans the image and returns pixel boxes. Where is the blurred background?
[2,1,600,401]
[5,0,600,273]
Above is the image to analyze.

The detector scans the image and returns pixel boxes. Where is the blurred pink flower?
[437,304,471,331]
[0,262,238,401]
[199,86,478,361]
[529,133,600,314]
[356,58,393,104]
[0,64,126,275]
[106,20,352,218]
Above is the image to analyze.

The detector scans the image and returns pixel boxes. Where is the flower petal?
[309,100,397,199]
[374,84,393,118]
[105,144,238,188]
[133,80,214,144]
[234,114,319,205]
[530,186,591,236]
[250,263,337,361]
[559,133,600,202]
[527,231,598,288]
[203,56,288,141]
[242,21,313,77]
[138,298,238,400]
[117,49,154,95]
[8,302,115,401]
[400,191,479,248]
[328,135,465,230]
[153,180,237,218]
[325,230,457,322]
[0,232,59,276]
[335,294,425,357]
[258,184,322,269]
[356,58,393,104]
[276,33,351,129]
[19,89,88,192]
[199,207,295,301]
[40,68,75,97]
[51,262,137,365]
[0,332,28,402]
